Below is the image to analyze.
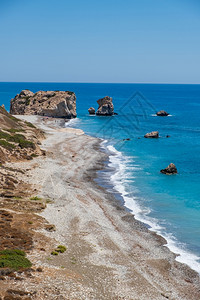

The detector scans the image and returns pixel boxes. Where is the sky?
[0,0,200,83]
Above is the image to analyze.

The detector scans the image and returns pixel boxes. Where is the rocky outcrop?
[156,110,169,116]
[144,131,159,138]
[10,90,77,119]
[96,96,114,116]
[160,163,177,174]
[88,107,95,115]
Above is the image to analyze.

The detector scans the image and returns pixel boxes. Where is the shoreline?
[8,115,200,299]
[97,139,200,274]
[66,118,200,274]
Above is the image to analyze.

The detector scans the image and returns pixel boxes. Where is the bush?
[25,121,36,128]
[9,133,26,143]
[0,139,16,150]
[0,130,12,140]
[6,128,25,133]
[51,251,58,256]
[9,115,20,122]
[18,139,35,149]
[0,131,35,150]
[56,245,67,253]
[30,196,41,201]
[0,249,32,270]
[9,134,35,149]
[31,153,38,158]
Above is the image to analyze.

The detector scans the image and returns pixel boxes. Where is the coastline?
[97,140,200,274]
[7,115,200,299]
[66,118,200,274]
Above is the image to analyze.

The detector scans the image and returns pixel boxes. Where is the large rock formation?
[160,163,177,175]
[156,110,169,117]
[88,107,95,115]
[10,90,77,119]
[144,131,159,138]
[96,96,114,116]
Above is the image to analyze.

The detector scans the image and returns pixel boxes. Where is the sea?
[0,82,200,273]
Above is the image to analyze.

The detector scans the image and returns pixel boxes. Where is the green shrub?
[51,251,58,256]
[14,196,22,200]
[0,139,16,150]
[0,131,35,150]
[0,130,12,140]
[25,121,36,128]
[8,134,35,149]
[0,249,32,270]
[31,153,38,158]
[9,133,26,143]
[6,128,25,133]
[55,245,67,253]
[18,139,35,149]
[30,196,41,201]
[9,115,20,122]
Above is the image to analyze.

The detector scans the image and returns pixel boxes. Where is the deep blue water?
[0,82,200,272]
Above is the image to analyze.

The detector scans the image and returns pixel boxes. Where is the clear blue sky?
[0,0,200,83]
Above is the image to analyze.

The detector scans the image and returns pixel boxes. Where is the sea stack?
[88,107,95,115]
[10,90,77,119]
[96,96,114,116]
[156,110,169,116]
[160,163,177,174]
[144,131,159,138]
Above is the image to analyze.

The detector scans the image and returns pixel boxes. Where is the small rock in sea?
[144,131,159,138]
[88,107,95,115]
[123,138,130,141]
[96,96,114,116]
[160,163,177,175]
[166,135,170,138]
[156,110,169,116]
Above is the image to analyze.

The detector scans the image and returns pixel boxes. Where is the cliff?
[10,90,77,119]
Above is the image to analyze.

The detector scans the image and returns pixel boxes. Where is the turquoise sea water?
[0,82,200,272]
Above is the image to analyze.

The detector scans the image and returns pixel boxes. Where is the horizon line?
[0,81,200,85]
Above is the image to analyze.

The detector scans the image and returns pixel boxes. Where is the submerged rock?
[144,131,159,138]
[88,107,95,115]
[156,110,169,116]
[96,96,114,116]
[160,163,177,175]
[10,90,77,119]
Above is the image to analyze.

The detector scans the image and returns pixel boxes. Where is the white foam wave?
[151,114,173,117]
[101,141,200,274]
[65,118,80,128]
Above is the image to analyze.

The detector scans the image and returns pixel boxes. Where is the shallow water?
[1,82,200,272]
